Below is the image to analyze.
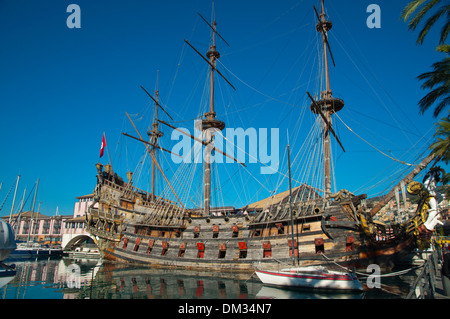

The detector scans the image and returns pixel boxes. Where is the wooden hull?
[86,174,423,273]
[88,210,416,272]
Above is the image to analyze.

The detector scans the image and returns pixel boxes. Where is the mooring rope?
[319,252,424,278]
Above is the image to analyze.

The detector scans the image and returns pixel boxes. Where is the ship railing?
[86,225,121,242]
[102,178,177,206]
[89,207,122,221]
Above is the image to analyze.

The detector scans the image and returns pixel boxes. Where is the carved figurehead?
[421,167,445,233]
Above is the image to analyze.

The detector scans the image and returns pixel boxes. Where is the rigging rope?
[0,180,16,212]
[320,252,424,278]
[334,112,415,166]
[217,60,301,108]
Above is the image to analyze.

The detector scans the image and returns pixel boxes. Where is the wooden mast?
[204,17,217,215]
[147,71,163,201]
[183,5,233,216]
[202,6,225,216]
[311,0,344,199]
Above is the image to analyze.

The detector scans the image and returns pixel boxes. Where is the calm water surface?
[0,257,417,299]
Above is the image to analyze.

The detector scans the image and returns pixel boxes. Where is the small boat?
[255,266,363,292]
[254,140,363,292]
[9,242,63,259]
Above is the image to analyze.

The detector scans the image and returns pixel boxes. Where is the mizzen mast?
[310,0,345,199]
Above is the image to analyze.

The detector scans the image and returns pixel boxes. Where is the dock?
[434,272,449,299]
[406,247,449,299]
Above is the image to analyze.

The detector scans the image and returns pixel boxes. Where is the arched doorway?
[63,235,100,257]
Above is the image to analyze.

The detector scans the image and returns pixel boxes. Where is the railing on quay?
[406,237,450,299]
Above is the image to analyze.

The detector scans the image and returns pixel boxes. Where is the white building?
[61,194,98,250]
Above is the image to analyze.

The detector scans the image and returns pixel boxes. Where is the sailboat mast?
[8,175,20,224]
[287,145,297,266]
[27,179,39,243]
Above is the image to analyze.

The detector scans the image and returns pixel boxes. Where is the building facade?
[4,211,71,247]
[61,194,97,249]
[2,194,97,249]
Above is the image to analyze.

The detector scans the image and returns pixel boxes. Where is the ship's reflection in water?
[0,259,411,299]
[91,263,263,299]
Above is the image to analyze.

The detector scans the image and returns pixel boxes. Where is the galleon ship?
[85,1,443,273]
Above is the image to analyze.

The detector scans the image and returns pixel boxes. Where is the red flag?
[99,133,106,158]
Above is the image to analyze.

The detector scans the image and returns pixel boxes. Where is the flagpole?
[103,131,113,169]
[99,132,114,176]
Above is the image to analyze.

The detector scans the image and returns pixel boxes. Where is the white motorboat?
[255,266,364,292]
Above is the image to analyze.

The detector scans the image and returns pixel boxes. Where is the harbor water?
[0,257,420,299]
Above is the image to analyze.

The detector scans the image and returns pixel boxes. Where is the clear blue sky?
[0,0,446,217]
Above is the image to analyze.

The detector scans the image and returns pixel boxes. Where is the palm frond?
[417,4,450,45]
[401,0,427,22]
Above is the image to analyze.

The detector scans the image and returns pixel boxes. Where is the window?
[212,225,219,238]
[252,229,261,237]
[197,242,205,258]
[147,239,154,254]
[134,238,141,252]
[178,243,186,257]
[232,225,239,238]
[161,241,169,256]
[194,226,200,239]
[262,241,272,258]
[218,243,226,259]
[346,236,354,252]
[238,242,247,258]
[276,223,284,235]
[315,238,324,254]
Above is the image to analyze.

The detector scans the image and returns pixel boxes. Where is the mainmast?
[203,12,225,215]
[183,5,236,215]
[310,0,344,199]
